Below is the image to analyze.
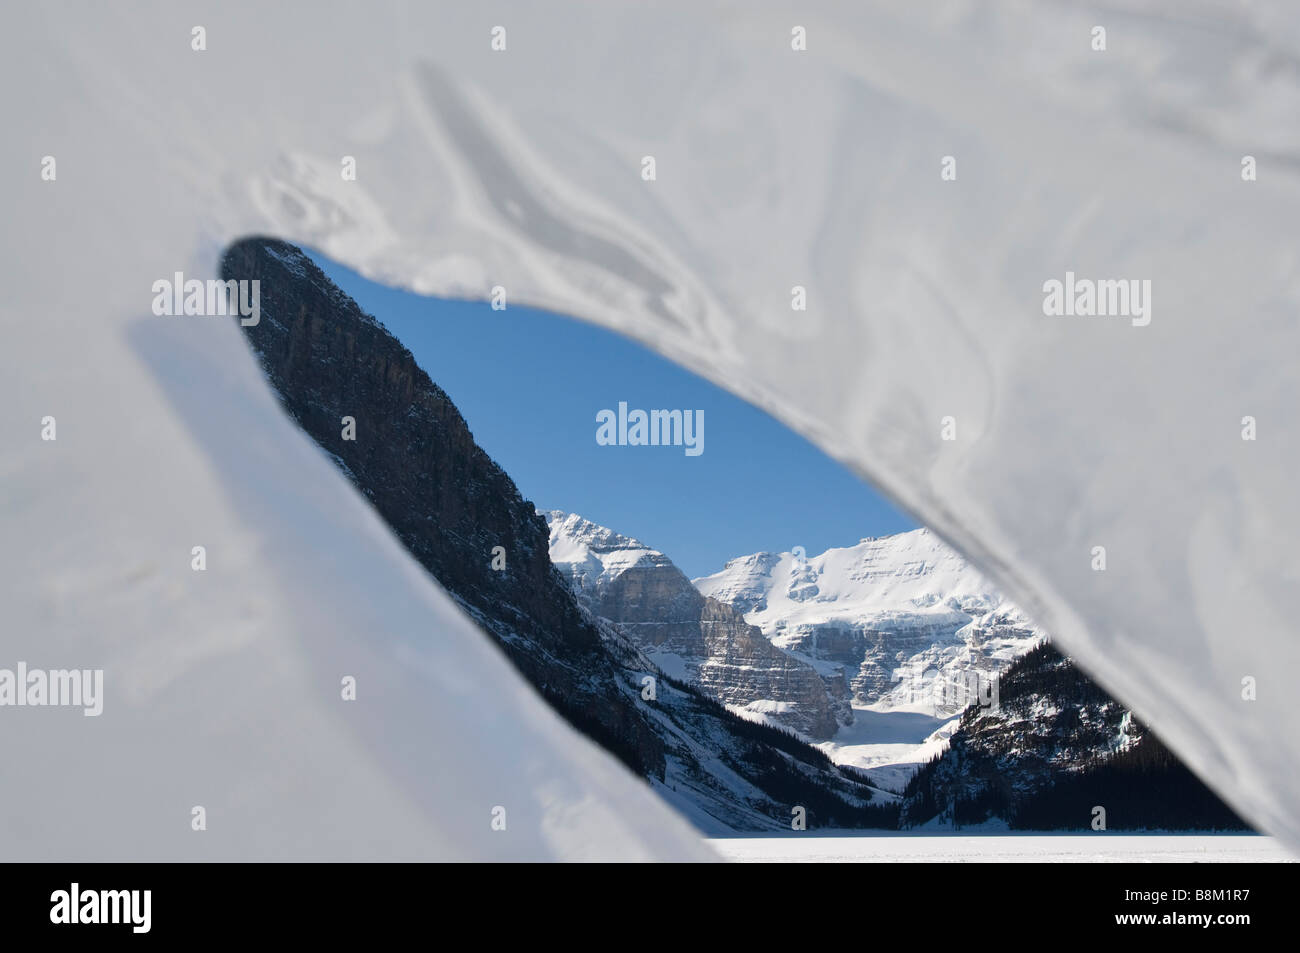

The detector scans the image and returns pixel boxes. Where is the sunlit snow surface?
[696,528,1042,782]
[818,705,961,792]
[2,2,1299,858]
[712,835,1296,864]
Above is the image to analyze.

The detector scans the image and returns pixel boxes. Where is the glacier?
[696,528,1042,711]
[1,1,1298,857]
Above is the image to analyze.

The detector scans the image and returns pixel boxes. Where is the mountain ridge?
[695,527,1043,713]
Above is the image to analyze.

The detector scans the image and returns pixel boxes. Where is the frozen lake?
[709,833,1296,863]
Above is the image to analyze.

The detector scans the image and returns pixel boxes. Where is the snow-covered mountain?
[551,516,1044,786]
[548,512,847,739]
[695,530,1043,714]
[548,511,1045,765]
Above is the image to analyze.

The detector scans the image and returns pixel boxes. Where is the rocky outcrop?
[899,643,1250,831]
[548,512,842,740]
[221,237,666,779]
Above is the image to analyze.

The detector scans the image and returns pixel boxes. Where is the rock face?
[221,238,665,779]
[695,529,1042,716]
[221,238,889,832]
[548,512,842,740]
[899,643,1251,832]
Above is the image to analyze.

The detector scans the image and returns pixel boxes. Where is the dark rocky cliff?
[900,642,1251,831]
[221,238,665,778]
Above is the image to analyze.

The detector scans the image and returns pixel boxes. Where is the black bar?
[5,861,1287,939]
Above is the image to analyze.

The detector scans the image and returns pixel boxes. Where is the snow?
[695,529,1041,776]
[698,530,1016,621]
[3,1,1299,856]
[816,705,962,792]
[695,531,1039,680]
[546,511,668,590]
[711,834,1295,864]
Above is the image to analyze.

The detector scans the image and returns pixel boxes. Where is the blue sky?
[307,251,917,578]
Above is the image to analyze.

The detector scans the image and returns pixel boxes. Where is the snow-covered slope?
[696,529,1041,709]
[2,1,1298,855]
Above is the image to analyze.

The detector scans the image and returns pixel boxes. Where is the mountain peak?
[547,510,845,740]
[545,510,675,590]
